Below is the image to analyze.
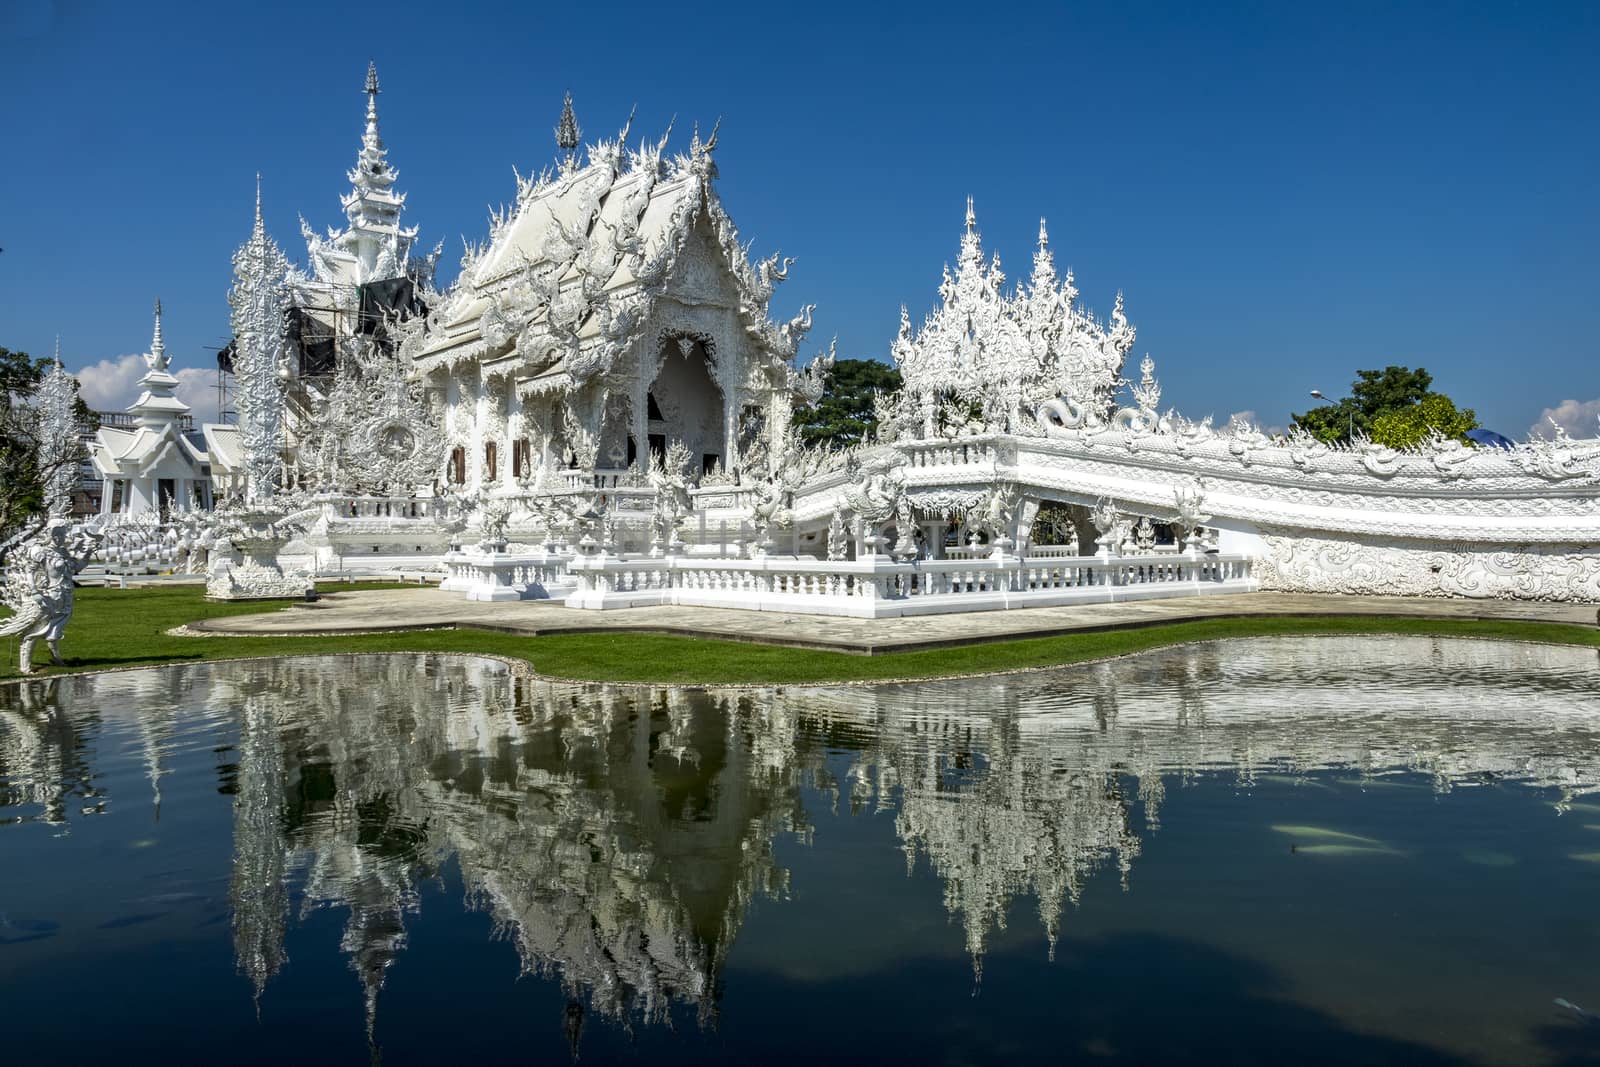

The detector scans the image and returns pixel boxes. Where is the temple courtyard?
[193,585,1599,656]
[5,581,1593,688]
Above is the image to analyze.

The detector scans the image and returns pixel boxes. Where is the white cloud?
[73,354,144,411]
[1530,398,1600,441]
[75,355,224,425]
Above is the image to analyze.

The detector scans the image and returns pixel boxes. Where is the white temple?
[61,67,1600,608]
[406,108,820,494]
[88,302,214,517]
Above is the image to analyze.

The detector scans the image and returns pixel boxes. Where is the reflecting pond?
[3,637,1600,1064]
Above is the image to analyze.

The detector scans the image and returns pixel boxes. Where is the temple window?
[512,438,531,479]
[449,446,466,485]
[485,441,498,482]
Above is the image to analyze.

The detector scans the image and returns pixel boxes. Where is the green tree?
[791,358,903,448]
[1,348,51,540]
[1370,393,1478,449]
[1291,365,1475,446]
[1,347,96,551]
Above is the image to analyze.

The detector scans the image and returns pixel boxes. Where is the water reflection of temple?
[779,637,1600,967]
[4,636,1599,1045]
[205,655,813,1040]
[0,668,201,827]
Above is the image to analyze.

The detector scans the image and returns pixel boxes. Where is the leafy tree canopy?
[1,346,56,405]
[791,358,903,448]
[0,347,96,548]
[1370,393,1479,449]
[1290,365,1477,446]
[1,347,49,543]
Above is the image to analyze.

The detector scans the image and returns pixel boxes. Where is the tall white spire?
[130,296,188,427]
[35,349,81,518]
[147,297,169,373]
[331,63,413,282]
[230,181,291,500]
[343,62,401,229]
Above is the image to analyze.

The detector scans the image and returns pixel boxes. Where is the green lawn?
[2,584,1596,687]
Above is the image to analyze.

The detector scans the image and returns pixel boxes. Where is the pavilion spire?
[957,197,983,270]
[332,59,409,279]
[148,297,169,372]
[362,61,385,165]
[347,62,396,195]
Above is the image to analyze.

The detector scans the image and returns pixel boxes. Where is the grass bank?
[2,584,1596,687]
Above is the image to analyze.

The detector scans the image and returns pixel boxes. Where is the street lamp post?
[1309,389,1354,440]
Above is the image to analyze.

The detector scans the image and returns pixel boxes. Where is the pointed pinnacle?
[365,61,380,95]
[251,176,265,241]
[1038,218,1049,249]
[151,298,166,361]
[555,91,581,152]
[964,196,976,233]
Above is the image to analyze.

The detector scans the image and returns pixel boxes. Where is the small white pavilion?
[88,301,214,517]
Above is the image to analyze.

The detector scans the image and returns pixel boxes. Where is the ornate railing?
[899,435,1009,468]
[322,495,446,520]
[440,546,578,602]
[563,550,1256,618]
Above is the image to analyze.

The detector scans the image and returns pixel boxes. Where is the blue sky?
[2,0,1596,438]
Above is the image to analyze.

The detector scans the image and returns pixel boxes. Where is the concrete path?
[187,588,1599,655]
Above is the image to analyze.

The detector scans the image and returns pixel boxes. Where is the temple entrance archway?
[646,335,725,475]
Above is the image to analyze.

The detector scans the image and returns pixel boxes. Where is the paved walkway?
[188,588,1599,655]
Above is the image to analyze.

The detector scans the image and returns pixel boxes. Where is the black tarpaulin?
[358,277,423,335]
[288,308,337,377]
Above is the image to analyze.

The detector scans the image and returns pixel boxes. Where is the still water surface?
[3,637,1600,1064]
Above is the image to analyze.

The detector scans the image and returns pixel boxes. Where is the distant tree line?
[791,358,903,448]
[1,346,95,555]
[1292,365,1478,448]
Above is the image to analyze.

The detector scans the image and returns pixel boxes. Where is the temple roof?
[89,422,208,478]
[408,113,810,396]
[201,423,241,474]
[90,302,210,477]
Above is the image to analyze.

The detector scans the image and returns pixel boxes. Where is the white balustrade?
[440,547,577,602]
[321,495,444,520]
[900,436,1005,469]
[563,550,1256,617]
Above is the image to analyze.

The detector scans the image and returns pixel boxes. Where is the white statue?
[648,441,694,548]
[1089,498,1120,558]
[1,520,104,674]
[1173,482,1210,556]
[1134,516,1157,552]
[826,509,848,561]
